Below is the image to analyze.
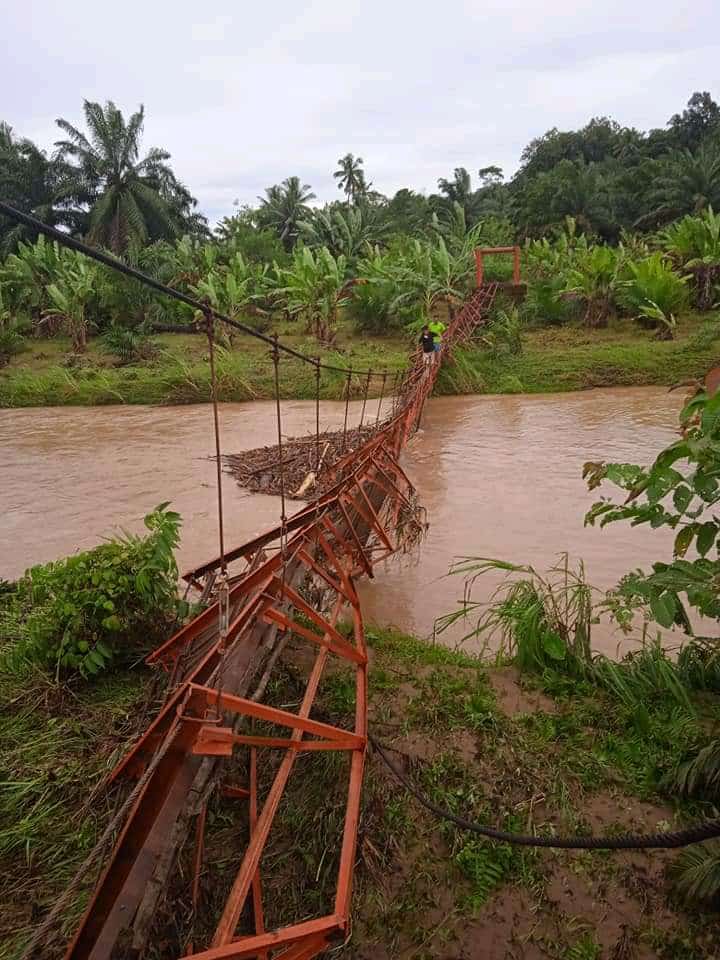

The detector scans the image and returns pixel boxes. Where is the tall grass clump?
[436,555,594,674]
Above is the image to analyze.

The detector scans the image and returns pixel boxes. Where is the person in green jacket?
[428,319,446,362]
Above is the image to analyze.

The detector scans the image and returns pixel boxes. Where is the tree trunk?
[585,297,609,328]
[693,266,719,311]
[73,309,88,352]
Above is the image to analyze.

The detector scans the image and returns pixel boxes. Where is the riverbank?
[1,313,717,407]
[437,312,720,396]
[2,624,716,960]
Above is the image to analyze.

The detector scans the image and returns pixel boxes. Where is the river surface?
[0,388,688,655]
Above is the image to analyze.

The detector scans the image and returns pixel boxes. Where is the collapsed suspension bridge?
[1,200,503,960]
[68,283,497,960]
[4,201,720,960]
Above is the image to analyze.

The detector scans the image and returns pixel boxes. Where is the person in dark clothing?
[419,325,435,369]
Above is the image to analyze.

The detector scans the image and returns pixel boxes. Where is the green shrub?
[0,324,26,366]
[2,504,183,677]
[497,374,524,394]
[484,308,523,356]
[671,841,720,905]
[346,273,417,334]
[618,252,689,327]
[101,326,159,364]
[345,279,397,334]
[523,275,574,326]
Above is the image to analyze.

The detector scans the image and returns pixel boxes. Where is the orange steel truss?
[474,245,521,287]
[63,283,498,960]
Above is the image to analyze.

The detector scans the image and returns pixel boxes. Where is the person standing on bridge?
[428,318,446,362]
[419,325,435,370]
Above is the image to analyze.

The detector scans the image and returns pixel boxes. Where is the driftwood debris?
[222,425,380,499]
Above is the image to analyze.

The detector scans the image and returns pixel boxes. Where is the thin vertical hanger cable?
[315,358,321,473]
[272,336,289,594]
[205,313,230,705]
[376,370,388,426]
[358,369,372,431]
[206,313,227,574]
[341,367,352,453]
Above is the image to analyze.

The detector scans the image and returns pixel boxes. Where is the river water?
[0,387,685,655]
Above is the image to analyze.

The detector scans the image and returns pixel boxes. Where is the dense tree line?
[3,92,720,259]
[1,93,720,362]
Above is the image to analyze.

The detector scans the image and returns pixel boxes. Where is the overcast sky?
[3,1,719,224]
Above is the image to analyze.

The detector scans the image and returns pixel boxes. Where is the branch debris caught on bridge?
[223,424,383,499]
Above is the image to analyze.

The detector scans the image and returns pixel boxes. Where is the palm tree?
[298,204,388,262]
[550,159,612,235]
[333,154,368,205]
[437,167,473,205]
[257,177,316,250]
[644,139,720,226]
[436,167,486,226]
[55,100,179,254]
[0,124,84,254]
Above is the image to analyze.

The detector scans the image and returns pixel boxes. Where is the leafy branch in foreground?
[583,385,720,635]
[584,383,720,901]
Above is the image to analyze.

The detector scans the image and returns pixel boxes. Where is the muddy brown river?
[0,388,688,655]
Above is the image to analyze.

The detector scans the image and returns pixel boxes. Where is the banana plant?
[0,234,64,320]
[431,201,513,264]
[659,207,720,310]
[277,246,349,343]
[563,244,623,327]
[387,237,465,329]
[189,251,271,340]
[44,253,98,352]
[636,299,678,340]
[168,235,219,288]
[298,204,388,263]
[618,252,689,325]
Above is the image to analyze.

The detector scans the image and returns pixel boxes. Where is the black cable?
[0,200,384,378]
[370,735,720,850]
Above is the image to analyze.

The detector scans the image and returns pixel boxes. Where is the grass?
[437,311,720,396]
[343,626,719,957]
[0,647,149,960]
[0,324,409,407]
[2,310,719,407]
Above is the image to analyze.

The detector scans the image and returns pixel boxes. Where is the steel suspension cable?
[371,736,720,850]
[375,370,387,425]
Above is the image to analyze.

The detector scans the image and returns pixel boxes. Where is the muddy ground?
[2,630,717,960]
